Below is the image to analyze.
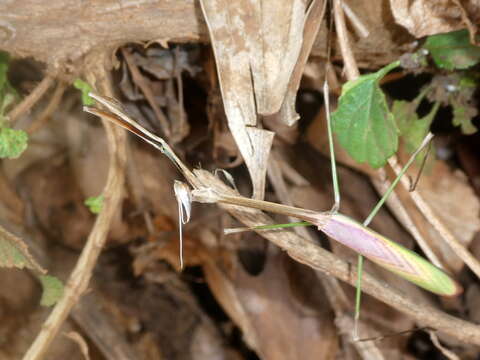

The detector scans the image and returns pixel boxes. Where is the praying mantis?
[84,90,462,337]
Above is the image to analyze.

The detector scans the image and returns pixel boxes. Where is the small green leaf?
[73,79,95,106]
[331,61,400,168]
[0,126,28,159]
[393,99,439,155]
[85,195,104,214]
[424,29,480,70]
[452,101,478,135]
[0,225,45,273]
[405,103,439,154]
[39,275,64,306]
[392,100,417,135]
[459,74,478,89]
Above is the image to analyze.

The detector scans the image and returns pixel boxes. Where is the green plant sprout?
[84,195,104,214]
[84,92,462,340]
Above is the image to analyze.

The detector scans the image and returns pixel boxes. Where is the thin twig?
[27,81,67,134]
[22,56,127,360]
[429,330,461,360]
[331,2,474,350]
[0,166,24,222]
[388,156,480,281]
[451,0,478,46]
[333,0,476,282]
[333,0,359,80]
[267,151,384,358]
[341,1,369,38]
[371,171,444,269]
[193,170,480,346]
[85,93,480,346]
[8,75,55,122]
[121,48,171,138]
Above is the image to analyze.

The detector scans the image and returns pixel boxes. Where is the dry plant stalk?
[7,75,55,122]
[22,54,127,360]
[388,157,480,280]
[333,0,480,283]
[82,92,480,345]
[27,81,67,134]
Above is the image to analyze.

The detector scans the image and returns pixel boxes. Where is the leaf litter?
[1,5,480,360]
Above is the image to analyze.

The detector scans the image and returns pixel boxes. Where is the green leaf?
[424,29,480,70]
[452,101,478,135]
[0,126,28,159]
[393,99,439,155]
[331,61,400,168]
[73,79,95,106]
[39,275,64,306]
[0,225,45,273]
[405,103,439,154]
[392,100,417,135]
[85,195,104,214]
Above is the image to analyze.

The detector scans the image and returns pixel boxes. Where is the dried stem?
[429,331,461,360]
[333,0,359,80]
[388,157,480,280]
[332,0,478,347]
[267,154,384,357]
[121,47,171,138]
[193,170,480,346]
[26,81,67,134]
[451,0,478,46]
[8,75,55,122]
[371,171,444,269]
[341,1,369,38]
[22,55,127,360]
[0,166,24,222]
[333,0,474,281]
[85,91,480,346]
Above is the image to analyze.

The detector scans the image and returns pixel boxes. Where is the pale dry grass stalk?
[22,52,127,360]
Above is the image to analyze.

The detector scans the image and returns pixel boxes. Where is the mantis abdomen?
[321,214,462,296]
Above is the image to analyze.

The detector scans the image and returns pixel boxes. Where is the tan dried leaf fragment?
[0,225,46,273]
[390,0,480,38]
[199,0,326,199]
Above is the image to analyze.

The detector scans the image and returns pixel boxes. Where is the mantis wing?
[320,214,462,296]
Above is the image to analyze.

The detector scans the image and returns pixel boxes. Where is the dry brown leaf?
[278,0,327,126]
[0,225,46,273]
[202,246,339,360]
[190,322,242,360]
[129,145,180,219]
[17,157,95,250]
[66,113,110,198]
[199,0,327,199]
[246,1,307,115]
[390,0,480,38]
[416,164,480,273]
[199,0,274,199]
[320,0,414,69]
